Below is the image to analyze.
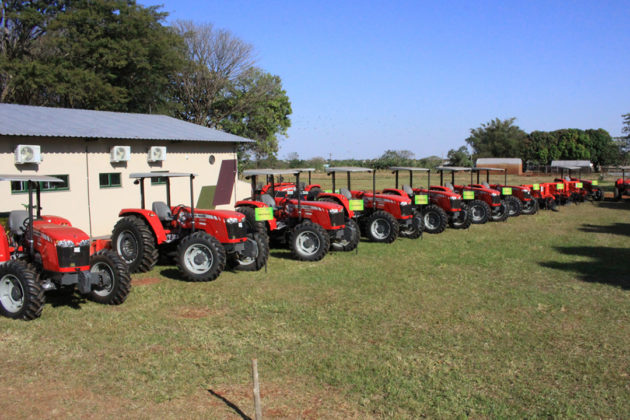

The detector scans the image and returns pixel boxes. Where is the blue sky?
[141,0,630,160]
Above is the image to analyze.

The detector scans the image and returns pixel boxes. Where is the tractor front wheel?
[469,200,490,224]
[400,211,423,239]
[363,211,399,243]
[592,189,603,201]
[331,218,360,252]
[0,261,44,320]
[490,201,509,222]
[176,232,226,281]
[289,222,330,261]
[228,232,269,271]
[111,216,158,273]
[449,204,472,229]
[88,250,131,305]
[422,205,447,234]
[521,199,539,215]
[504,196,522,217]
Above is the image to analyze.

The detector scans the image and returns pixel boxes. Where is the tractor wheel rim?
[371,219,390,239]
[471,205,484,221]
[424,213,438,230]
[184,244,214,274]
[237,238,258,265]
[296,231,320,255]
[0,274,24,313]
[507,202,516,215]
[90,261,114,296]
[117,231,139,264]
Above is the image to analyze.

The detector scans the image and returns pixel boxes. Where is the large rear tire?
[521,199,539,215]
[88,250,132,305]
[490,201,509,222]
[0,261,44,320]
[400,211,423,239]
[330,218,360,252]
[363,211,399,243]
[504,196,522,217]
[236,206,270,241]
[111,216,158,273]
[228,232,269,271]
[289,221,330,261]
[468,200,490,224]
[176,232,226,281]
[421,205,447,234]
[592,189,603,201]
[448,204,472,229]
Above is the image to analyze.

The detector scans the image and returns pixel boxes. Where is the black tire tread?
[330,218,360,252]
[228,232,270,271]
[0,261,44,320]
[362,210,399,243]
[111,215,158,273]
[88,250,132,305]
[469,199,491,224]
[421,205,448,234]
[504,196,522,217]
[289,221,330,261]
[176,232,226,281]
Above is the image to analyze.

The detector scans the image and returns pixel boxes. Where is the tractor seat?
[152,201,173,222]
[482,181,490,188]
[307,187,322,200]
[402,185,414,196]
[339,187,352,199]
[260,194,277,210]
[8,210,28,236]
[565,176,571,182]
[446,183,454,192]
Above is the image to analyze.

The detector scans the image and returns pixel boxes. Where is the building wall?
[1,136,246,237]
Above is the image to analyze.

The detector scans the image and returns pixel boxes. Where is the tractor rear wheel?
[546,197,558,211]
[176,232,226,281]
[363,211,399,243]
[228,232,269,271]
[521,199,539,215]
[112,216,158,273]
[330,218,360,252]
[422,205,447,234]
[469,200,491,224]
[400,211,423,239]
[88,250,131,305]
[449,203,472,229]
[490,201,509,222]
[289,221,330,261]
[592,189,603,201]
[504,196,522,217]
[0,261,44,320]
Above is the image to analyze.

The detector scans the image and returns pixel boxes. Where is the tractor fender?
[0,226,10,264]
[235,201,278,231]
[39,215,72,226]
[316,193,355,218]
[118,209,167,244]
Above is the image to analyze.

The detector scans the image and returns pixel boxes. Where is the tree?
[446,146,472,167]
[1,0,184,112]
[465,117,528,159]
[373,149,415,169]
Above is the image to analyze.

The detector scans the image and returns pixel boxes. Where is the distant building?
[551,160,593,170]
[0,104,253,236]
[475,158,522,175]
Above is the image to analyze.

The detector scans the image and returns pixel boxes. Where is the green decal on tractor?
[463,190,474,200]
[533,184,540,190]
[414,194,428,205]
[255,207,274,221]
[576,182,583,188]
[501,187,512,195]
[323,189,339,193]
[349,199,364,211]
[557,183,564,190]
[592,180,598,186]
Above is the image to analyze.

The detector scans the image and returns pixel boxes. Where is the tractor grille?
[492,195,501,204]
[226,222,248,239]
[400,204,412,217]
[450,199,462,210]
[523,190,531,199]
[329,211,345,227]
[57,244,90,268]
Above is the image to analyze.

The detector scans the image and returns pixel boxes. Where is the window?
[10,175,69,194]
[99,173,121,188]
[150,171,168,185]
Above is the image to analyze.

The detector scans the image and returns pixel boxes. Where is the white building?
[0,104,252,236]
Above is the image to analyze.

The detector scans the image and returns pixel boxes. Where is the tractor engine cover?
[33,221,91,271]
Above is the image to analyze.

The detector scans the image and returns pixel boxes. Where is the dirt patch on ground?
[131,277,161,286]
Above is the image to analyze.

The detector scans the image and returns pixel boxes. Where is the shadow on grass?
[594,199,630,210]
[45,289,86,309]
[540,246,630,290]
[207,389,251,420]
[579,223,630,237]
[269,250,295,260]
[159,268,185,281]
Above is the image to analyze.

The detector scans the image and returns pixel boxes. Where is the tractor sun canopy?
[435,166,472,186]
[472,167,506,184]
[388,167,430,189]
[128,172,197,217]
[0,174,64,183]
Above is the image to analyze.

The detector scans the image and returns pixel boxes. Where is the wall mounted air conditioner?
[148,146,166,162]
[15,145,41,164]
[110,146,131,162]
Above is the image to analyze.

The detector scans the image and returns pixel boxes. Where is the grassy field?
[1,174,629,418]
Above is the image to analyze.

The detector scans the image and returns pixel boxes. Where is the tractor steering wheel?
[173,205,192,224]
[22,216,31,233]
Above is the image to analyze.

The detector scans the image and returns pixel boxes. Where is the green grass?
[0,175,629,418]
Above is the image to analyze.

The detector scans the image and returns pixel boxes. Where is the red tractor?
[324,167,423,243]
[522,182,559,211]
[472,167,532,216]
[554,166,587,203]
[112,172,268,282]
[436,166,508,224]
[614,166,630,200]
[568,167,603,201]
[236,169,348,261]
[0,175,130,320]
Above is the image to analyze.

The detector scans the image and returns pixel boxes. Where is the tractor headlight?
[491,193,499,197]
[79,239,90,247]
[449,196,457,200]
[329,208,340,214]
[400,202,409,206]
[226,217,240,224]
[56,240,75,248]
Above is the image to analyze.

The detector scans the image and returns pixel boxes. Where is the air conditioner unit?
[110,146,131,162]
[148,146,166,162]
[15,145,41,164]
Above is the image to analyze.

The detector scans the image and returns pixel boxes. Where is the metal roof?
[326,166,373,173]
[294,167,316,172]
[435,166,472,172]
[242,169,300,177]
[476,158,522,164]
[0,174,64,183]
[0,103,253,143]
[389,166,429,172]
[550,160,592,168]
[130,172,196,179]
[473,167,506,172]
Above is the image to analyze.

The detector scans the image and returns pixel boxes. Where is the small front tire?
[363,211,399,243]
[289,222,330,261]
[176,232,226,281]
[88,250,132,305]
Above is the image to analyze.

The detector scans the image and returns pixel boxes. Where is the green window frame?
[99,172,122,188]
[150,171,168,185]
[10,175,69,194]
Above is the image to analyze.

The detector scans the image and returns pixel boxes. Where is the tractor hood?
[194,209,246,222]
[286,198,343,211]
[427,186,461,198]
[33,221,89,245]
